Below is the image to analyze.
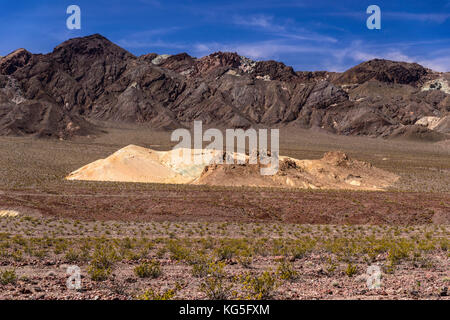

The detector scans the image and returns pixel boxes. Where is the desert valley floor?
[0,126,448,300]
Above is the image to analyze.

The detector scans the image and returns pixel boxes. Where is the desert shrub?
[215,245,235,261]
[199,237,215,250]
[156,247,167,258]
[124,250,141,261]
[253,226,263,236]
[345,263,358,277]
[277,260,298,281]
[138,285,179,300]
[11,249,23,262]
[134,260,161,279]
[439,238,448,251]
[387,241,412,266]
[167,240,191,261]
[88,265,111,281]
[417,239,435,252]
[91,244,118,268]
[122,237,134,249]
[53,240,68,254]
[191,257,211,278]
[271,239,288,256]
[199,262,231,300]
[236,249,253,268]
[0,269,17,285]
[64,248,80,263]
[325,257,337,274]
[240,271,277,300]
[253,239,269,257]
[291,238,316,260]
[88,244,118,281]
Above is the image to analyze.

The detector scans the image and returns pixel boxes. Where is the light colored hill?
[66,145,399,190]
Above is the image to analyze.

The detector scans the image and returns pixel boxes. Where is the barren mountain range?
[0,34,449,140]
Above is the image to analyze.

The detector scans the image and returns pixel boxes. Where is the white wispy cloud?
[117,27,183,49]
[277,29,338,43]
[193,39,332,60]
[232,14,272,28]
[384,12,450,23]
[327,41,450,72]
[232,14,285,31]
[231,14,337,43]
[118,39,186,50]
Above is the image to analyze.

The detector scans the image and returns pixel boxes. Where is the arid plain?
[0,126,448,299]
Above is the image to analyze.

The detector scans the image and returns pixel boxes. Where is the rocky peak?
[47,34,135,86]
[158,53,196,75]
[54,34,128,53]
[335,59,431,86]
[254,60,297,81]
[196,52,242,76]
[0,48,32,75]
[51,34,135,65]
[138,53,158,64]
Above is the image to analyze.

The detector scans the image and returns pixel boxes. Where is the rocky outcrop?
[0,49,32,75]
[335,59,431,86]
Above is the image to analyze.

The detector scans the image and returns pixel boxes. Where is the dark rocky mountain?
[334,59,433,86]
[0,34,449,140]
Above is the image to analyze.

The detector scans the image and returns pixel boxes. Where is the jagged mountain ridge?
[0,33,449,140]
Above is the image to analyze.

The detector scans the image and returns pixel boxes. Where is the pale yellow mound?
[66,145,399,190]
[0,210,20,217]
[67,145,186,184]
[66,145,224,184]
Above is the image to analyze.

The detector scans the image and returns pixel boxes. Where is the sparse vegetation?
[0,269,17,285]
[200,262,231,300]
[240,271,277,300]
[134,260,161,279]
[345,263,358,277]
[138,285,179,300]
[277,260,298,281]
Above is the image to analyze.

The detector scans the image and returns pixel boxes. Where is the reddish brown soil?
[1,188,448,225]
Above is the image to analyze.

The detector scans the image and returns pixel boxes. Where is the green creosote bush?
[215,245,235,261]
[240,271,277,300]
[345,263,358,277]
[167,240,191,261]
[64,248,81,263]
[138,283,181,300]
[199,262,232,300]
[134,260,162,279]
[236,249,253,268]
[191,256,212,278]
[0,269,17,285]
[88,244,118,281]
[277,260,298,281]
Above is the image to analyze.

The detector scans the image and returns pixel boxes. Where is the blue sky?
[1,0,449,71]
